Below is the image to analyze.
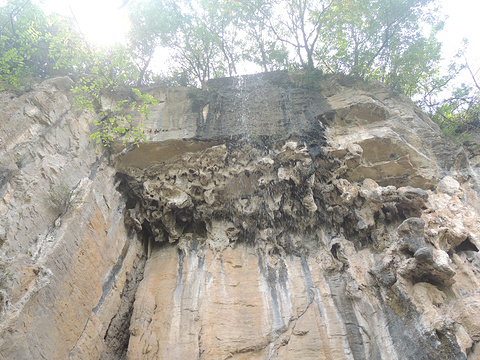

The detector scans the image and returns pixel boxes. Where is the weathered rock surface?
[1,72,480,359]
[0,78,144,359]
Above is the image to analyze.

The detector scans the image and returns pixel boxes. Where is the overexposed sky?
[42,0,129,46]
[437,0,479,88]
[439,0,479,59]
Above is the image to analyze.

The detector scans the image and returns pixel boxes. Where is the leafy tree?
[236,0,291,71]
[0,0,155,148]
[127,0,179,85]
[128,0,237,87]
[429,55,480,142]
[128,0,445,96]
[242,0,336,70]
[0,0,54,89]
[317,0,443,95]
[3,0,476,150]
[430,85,479,146]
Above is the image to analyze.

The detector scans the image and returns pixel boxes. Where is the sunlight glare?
[43,0,129,46]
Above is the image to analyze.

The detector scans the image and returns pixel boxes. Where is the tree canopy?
[128,0,444,95]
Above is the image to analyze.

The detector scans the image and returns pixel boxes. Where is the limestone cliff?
[1,72,480,359]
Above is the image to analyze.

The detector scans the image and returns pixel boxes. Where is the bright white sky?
[41,0,479,87]
[41,0,129,46]
[436,0,480,88]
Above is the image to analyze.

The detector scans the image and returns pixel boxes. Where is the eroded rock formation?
[1,72,480,359]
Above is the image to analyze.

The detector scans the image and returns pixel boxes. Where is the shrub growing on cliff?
[82,88,158,148]
[423,46,480,145]
[430,85,480,147]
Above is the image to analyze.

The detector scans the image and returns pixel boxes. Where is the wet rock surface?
[1,73,480,359]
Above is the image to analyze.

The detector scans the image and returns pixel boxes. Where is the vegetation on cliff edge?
[0,0,478,146]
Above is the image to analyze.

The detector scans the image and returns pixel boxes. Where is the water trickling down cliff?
[1,72,480,359]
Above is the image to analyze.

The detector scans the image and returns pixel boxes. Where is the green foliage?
[0,262,13,289]
[0,0,47,90]
[129,0,247,87]
[0,0,153,150]
[87,89,158,148]
[431,85,480,141]
[70,51,156,149]
[245,0,331,69]
[13,152,27,168]
[423,39,480,144]
[317,0,443,96]
[128,0,444,97]
[0,1,92,90]
[0,0,443,100]
[1,0,477,151]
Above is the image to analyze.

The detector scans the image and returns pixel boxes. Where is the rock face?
[1,72,480,359]
[0,78,145,359]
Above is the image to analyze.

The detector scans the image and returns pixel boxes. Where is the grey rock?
[414,246,434,264]
[369,262,398,287]
[397,217,426,252]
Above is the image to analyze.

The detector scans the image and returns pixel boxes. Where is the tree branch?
[465,56,480,91]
